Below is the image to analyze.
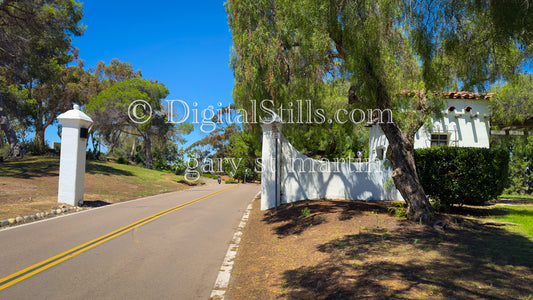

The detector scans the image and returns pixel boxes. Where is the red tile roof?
[399,90,493,100]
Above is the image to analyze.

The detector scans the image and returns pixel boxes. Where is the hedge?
[203,173,219,180]
[415,147,509,207]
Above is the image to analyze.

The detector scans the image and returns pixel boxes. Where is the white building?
[368,91,492,161]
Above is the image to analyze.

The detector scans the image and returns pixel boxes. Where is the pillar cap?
[57,104,93,126]
[261,113,283,125]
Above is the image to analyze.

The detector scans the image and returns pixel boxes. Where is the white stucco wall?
[369,99,490,160]
[260,118,403,210]
[279,135,402,205]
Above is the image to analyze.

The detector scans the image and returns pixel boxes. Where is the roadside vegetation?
[0,156,197,221]
[500,195,533,200]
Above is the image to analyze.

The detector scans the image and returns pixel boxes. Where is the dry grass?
[0,156,193,220]
[228,199,533,300]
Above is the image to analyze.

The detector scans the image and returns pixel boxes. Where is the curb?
[0,205,87,229]
[209,191,259,299]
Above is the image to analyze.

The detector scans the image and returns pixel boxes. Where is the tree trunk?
[380,122,434,223]
[108,142,115,154]
[0,94,23,157]
[35,126,46,153]
[130,137,136,159]
[144,134,153,169]
[373,81,434,223]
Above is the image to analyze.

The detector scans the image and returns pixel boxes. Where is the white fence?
[260,118,402,210]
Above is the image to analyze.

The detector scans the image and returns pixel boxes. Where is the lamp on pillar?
[57,104,93,206]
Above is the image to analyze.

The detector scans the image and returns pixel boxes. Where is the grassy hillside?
[0,156,198,220]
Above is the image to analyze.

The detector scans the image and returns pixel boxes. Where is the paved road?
[0,181,259,299]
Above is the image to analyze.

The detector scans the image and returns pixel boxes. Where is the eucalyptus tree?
[28,60,98,153]
[85,59,142,154]
[0,0,84,156]
[226,0,533,222]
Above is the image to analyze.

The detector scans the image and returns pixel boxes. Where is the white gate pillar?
[57,104,93,206]
[260,114,282,210]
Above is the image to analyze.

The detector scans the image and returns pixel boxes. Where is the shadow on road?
[81,200,111,207]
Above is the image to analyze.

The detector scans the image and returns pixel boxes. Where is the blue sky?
[45,0,234,149]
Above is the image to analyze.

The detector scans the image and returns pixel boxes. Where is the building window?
[431,133,448,147]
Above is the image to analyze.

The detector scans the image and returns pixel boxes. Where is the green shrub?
[203,174,219,180]
[384,178,394,192]
[174,164,186,175]
[117,156,128,164]
[415,147,509,208]
[225,179,238,184]
[388,202,407,218]
[22,139,49,155]
[301,207,311,217]
[0,144,10,158]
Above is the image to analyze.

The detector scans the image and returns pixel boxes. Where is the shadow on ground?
[450,205,533,218]
[0,156,60,179]
[263,200,390,237]
[85,162,133,176]
[265,201,533,299]
[0,157,134,178]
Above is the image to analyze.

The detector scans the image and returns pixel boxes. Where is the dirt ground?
[228,199,533,299]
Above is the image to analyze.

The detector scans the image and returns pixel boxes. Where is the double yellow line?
[0,184,239,291]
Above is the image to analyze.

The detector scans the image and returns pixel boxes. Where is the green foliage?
[0,143,10,158]
[301,207,311,217]
[388,202,407,218]
[203,174,219,180]
[86,147,100,161]
[86,78,174,169]
[188,123,241,159]
[222,161,255,182]
[499,194,533,201]
[0,0,85,79]
[492,134,533,196]
[173,152,191,175]
[490,75,533,127]
[219,131,260,182]
[415,147,510,207]
[383,178,394,193]
[152,140,191,172]
[116,156,128,165]
[227,0,533,220]
[22,139,50,155]
[94,59,142,88]
[0,0,88,152]
[485,205,533,238]
[87,78,168,117]
[224,179,239,184]
[505,154,533,195]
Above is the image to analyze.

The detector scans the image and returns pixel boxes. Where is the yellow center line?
[0,184,240,291]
